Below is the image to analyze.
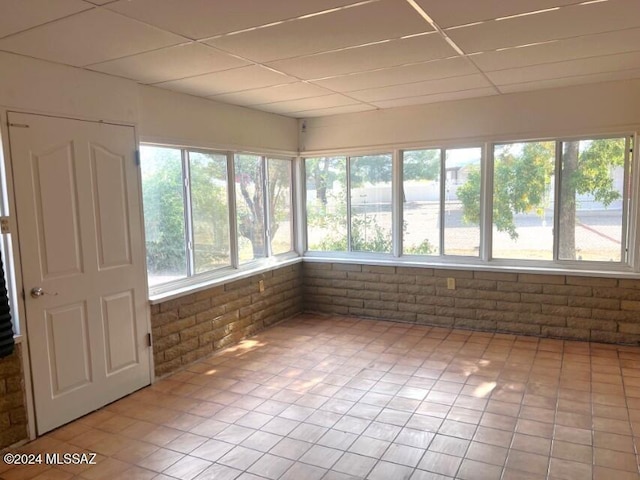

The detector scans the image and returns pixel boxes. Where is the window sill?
[302,252,640,279]
[148,254,302,304]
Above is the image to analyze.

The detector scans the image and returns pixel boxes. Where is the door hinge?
[135,150,140,166]
[0,217,10,234]
[145,333,152,347]
[8,122,29,128]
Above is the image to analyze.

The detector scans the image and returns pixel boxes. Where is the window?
[189,151,230,273]
[235,155,295,262]
[403,149,439,256]
[402,147,482,257]
[235,154,266,263]
[140,145,188,286]
[268,158,294,255]
[490,136,631,263]
[491,141,555,260]
[305,157,348,251]
[305,134,634,271]
[305,154,393,253]
[558,137,628,262]
[445,147,482,257]
[350,154,392,253]
[140,145,294,291]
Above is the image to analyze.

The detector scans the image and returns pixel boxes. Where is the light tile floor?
[2,313,640,480]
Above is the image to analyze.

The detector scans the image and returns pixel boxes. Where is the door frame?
[0,109,154,441]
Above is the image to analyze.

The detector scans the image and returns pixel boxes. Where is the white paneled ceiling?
[0,8,184,66]
[0,0,92,38]
[205,0,432,63]
[1,0,640,118]
[88,43,250,84]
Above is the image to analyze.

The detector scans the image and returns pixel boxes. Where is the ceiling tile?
[0,8,184,66]
[0,0,92,39]
[371,87,497,108]
[486,51,640,85]
[87,43,249,84]
[415,0,581,28]
[313,57,477,92]
[471,27,640,72]
[498,68,640,93]
[254,94,360,115]
[154,65,297,97]
[446,0,640,54]
[348,74,493,102]
[266,32,457,80]
[106,0,360,40]
[209,82,335,107]
[290,103,376,118]
[206,0,432,63]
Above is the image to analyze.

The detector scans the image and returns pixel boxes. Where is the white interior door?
[8,112,151,434]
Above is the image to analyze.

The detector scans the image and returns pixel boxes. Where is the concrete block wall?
[303,262,640,344]
[0,344,27,450]
[151,263,303,377]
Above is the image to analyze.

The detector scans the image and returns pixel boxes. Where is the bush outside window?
[140,145,293,290]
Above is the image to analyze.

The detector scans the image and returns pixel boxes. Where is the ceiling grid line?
[0,0,638,117]
[403,0,502,95]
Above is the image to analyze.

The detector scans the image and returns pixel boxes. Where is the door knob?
[30,287,57,298]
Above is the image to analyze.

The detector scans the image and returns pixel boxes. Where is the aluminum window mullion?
[439,149,445,256]
[621,136,632,265]
[287,158,296,255]
[393,149,402,257]
[346,156,352,252]
[629,134,640,271]
[480,143,493,262]
[263,156,272,258]
[227,153,239,269]
[294,157,306,255]
[183,150,195,277]
[553,141,562,261]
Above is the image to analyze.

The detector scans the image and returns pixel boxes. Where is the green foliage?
[457,167,481,228]
[141,148,291,275]
[315,214,391,252]
[494,141,555,240]
[458,138,626,245]
[403,149,440,181]
[235,155,266,258]
[350,154,392,186]
[141,147,187,275]
[312,212,436,254]
[306,157,345,208]
[459,142,556,240]
[306,152,439,254]
[404,237,436,255]
[307,185,436,254]
[234,155,292,259]
[571,138,625,205]
[351,215,390,252]
[189,152,230,272]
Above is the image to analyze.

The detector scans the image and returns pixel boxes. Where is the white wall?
[0,52,298,154]
[0,51,139,124]
[299,79,640,154]
[139,86,298,154]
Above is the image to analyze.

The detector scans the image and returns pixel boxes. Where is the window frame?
[266,156,296,257]
[182,147,234,276]
[141,143,297,298]
[303,132,638,275]
[304,153,396,257]
[487,134,633,268]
